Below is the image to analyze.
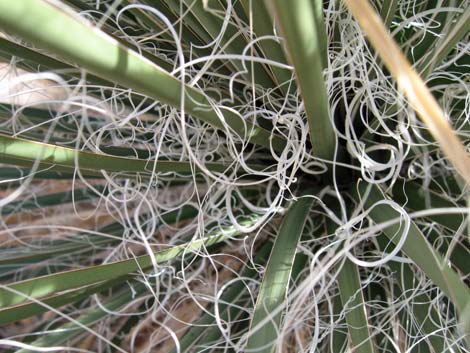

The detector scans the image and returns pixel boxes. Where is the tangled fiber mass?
[0,0,469,352]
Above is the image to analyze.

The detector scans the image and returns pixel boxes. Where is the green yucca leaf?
[406,1,454,65]
[392,180,466,234]
[0,214,260,307]
[268,0,335,160]
[16,282,147,353]
[194,242,310,353]
[311,0,328,68]
[127,0,239,103]
[379,0,398,27]
[171,240,273,353]
[0,0,286,152]
[0,167,93,180]
[64,0,100,14]
[0,239,109,269]
[0,133,227,175]
[0,37,110,87]
[159,0,215,46]
[419,7,470,76]
[0,205,198,278]
[0,38,170,113]
[72,1,175,71]
[179,0,277,91]
[337,258,376,353]
[134,0,204,46]
[0,276,129,325]
[330,293,348,353]
[0,207,196,265]
[1,185,106,216]
[392,180,469,273]
[387,259,445,352]
[238,0,292,92]
[246,193,314,353]
[326,214,376,353]
[409,1,466,74]
[353,183,470,320]
[0,103,162,143]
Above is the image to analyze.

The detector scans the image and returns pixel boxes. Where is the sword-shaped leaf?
[246,193,314,352]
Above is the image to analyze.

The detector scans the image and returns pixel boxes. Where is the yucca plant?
[0,0,468,352]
